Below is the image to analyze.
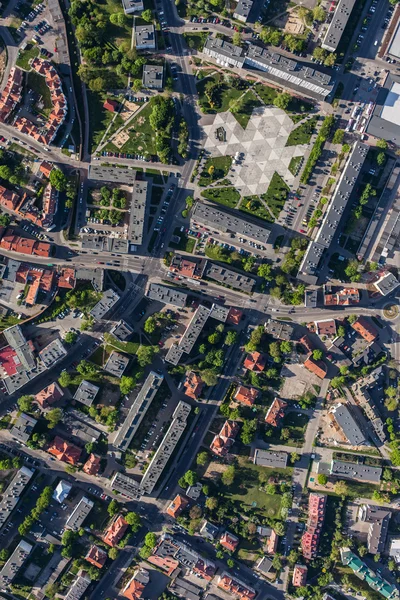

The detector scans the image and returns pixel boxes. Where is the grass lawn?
[239,195,274,223]
[197,75,247,114]
[103,333,140,355]
[106,102,157,156]
[201,187,240,209]
[169,228,196,253]
[254,83,278,106]
[223,456,291,518]
[183,32,208,50]
[288,156,303,176]
[16,43,39,71]
[261,172,289,219]
[27,71,52,115]
[281,412,308,446]
[199,156,232,187]
[286,116,318,147]
[233,90,261,128]
[88,91,124,152]
[100,0,133,47]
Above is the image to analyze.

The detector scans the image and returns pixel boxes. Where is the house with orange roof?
[266,529,278,554]
[234,385,259,406]
[103,99,119,112]
[85,545,107,569]
[293,564,307,587]
[48,436,82,465]
[122,569,149,600]
[300,335,315,353]
[183,371,203,399]
[0,68,23,122]
[0,186,20,211]
[210,420,239,457]
[220,531,239,552]
[25,278,41,306]
[39,161,54,178]
[104,515,129,547]
[217,572,256,600]
[304,355,327,379]
[315,319,336,338]
[83,454,101,476]
[351,317,378,343]
[166,494,189,519]
[58,267,76,289]
[243,351,266,372]
[35,382,63,408]
[169,254,206,279]
[227,307,243,325]
[265,397,288,427]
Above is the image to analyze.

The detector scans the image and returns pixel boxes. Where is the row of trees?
[300,115,335,183]
[19,486,52,535]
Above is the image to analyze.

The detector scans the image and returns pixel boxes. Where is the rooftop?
[147,283,187,307]
[330,459,382,483]
[10,412,37,444]
[73,380,100,407]
[39,337,67,367]
[90,288,120,320]
[253,448,288,468]
[104,351,129,378]
[143,64,164,89]
[110,319,134,341]
[66,496,94,531]
[330,403,366,446]
[322,0,357,52]
[0,466,33,531]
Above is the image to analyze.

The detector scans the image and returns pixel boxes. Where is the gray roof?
[114,371,164,452]
[200,520,219,539]
[147,283,188,307]
[192,201,271,244]
[330,403,366,446]
[75,267,104,292]
[300,142,369,276]
[210,303,230,322]
[305,289,318,308]
[3,324,26,348]
[233,0,253,20]
[245,44,334,100]
[143,64,164,89]
[388,20,400,59]
[330,460,382,483]
[165,344,184,366]
[88,165,136,185]
[264,318,294,340]
[3,325,36,371]
[203,37,246,67]
[170,577,202,600]
[166,305,211,365]
[66,496,94,531]
[10,413,37,444]
[39,338,67,368]
[322,0,357,52]
[0,540,32,588]
[140,401,191,494]
[110,319,134,341]
[90,288,120,320]
[111,472,141,500]
[73,380,99,407]
[360,504,391,554]
[256,555,274,575]
[374,272,400,296]
[365,73,400,144]
[135,24,155,49]
[0,466,34,531]
[205,262,256,293]
[104,351,129,378]
[155,534,216,577]
[253,449,288,468]
[64,412,102,443]
[122,0,144,13]
[3,360,46,395]
[64,573,92,600]
[130,179,148,246]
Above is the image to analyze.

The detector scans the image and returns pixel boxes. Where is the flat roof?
[64,573,91,600]
[111,472,141,500]
[330,460,382,483]
[114,370,164,452]
[73,380,99,407]
[374,272,400,296]
[10,412,37,443]
[178,305,210,355]
[39,338,67,368]
[253,449,288,469]
[192,201,271,244]
[66,496,94,531]
[110,319,134,341]
[322,0,357,52]
[0,466,34,531]
[366,74,400,144]
[88,165,136,184]
[147,283,188,307]
[203,37,246,65]
[135,24,155,47]
[205,262,256,293]
[104,351,129,378]
[130,179,148,246]
[264,319,294,340]
[143,64,164,89]
[381,81,400,126]
[0,540,32,587]
[90,288,120,320]
[388,19,400,58]
[140,401,191,494]
[234,0,253,19]
[331,403,366,446]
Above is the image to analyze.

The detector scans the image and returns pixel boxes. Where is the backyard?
[27,71,52,116]
[265,412,309,447]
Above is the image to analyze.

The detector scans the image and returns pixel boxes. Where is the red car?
[299,229,306,233]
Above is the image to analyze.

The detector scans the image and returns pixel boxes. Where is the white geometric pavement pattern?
[202,105,307,197]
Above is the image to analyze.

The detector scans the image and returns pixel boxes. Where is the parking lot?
[14,0,62,64]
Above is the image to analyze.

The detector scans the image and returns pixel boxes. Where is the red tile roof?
[85,545,107,569]
[304,356,327,379]
[35,382,63,408]
[166,494,189,519]
[315,319,336,337]
[83,454,101,476]
[39,161,54,178]
[220,531,239,552]
[103,99,119,112]
[300,335,315,353]
[183,371,203,399]
[104,515,128,547]
[234,385,259,406]
[48,436,81,465]
[227,307,243,325]
[58,268,76,289]
[292,564,307,587]
[351,317,378,343]
[265,397,288,427]
[243,351,266,372]
[210,420,239,457]
[301,493,327,560]
[218,573,256,600]
[0,346,20,376]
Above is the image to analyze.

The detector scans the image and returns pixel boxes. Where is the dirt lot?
[280,363,321,400]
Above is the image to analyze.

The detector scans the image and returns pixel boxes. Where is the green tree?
[331,376,345,389]
[273,92,291,110]
[64,331,77,344]
[183,470,197,486]
[144,532,157,548]
[291,452,300,464]
[108,499,120,517]
[337,325,346,337]
[334,480,348,496]
[49,168,67,191]
[141,8,153,21]
[376,151,386,166]
[76,360,98,377]
[313,5,326,20]
[109,12,127,26]
[201,369,218,387]
[318,473,328,485]
[225,330,238,346]
[196,451,209,466]
[205,497,218,510]
[136,345,158,367]
[241,419,257,445]
[257,263,272,280]
[313,47,327,62]
[120,376,135,396]
[144,316,157,334]
[17,395,34,412]
[313,349,323,361]
[45,408,63,429]
[59,371,72,387]
[221,465,235,486]
[232,31,241,46]
[108,547,119,560]
[125,511,141,531]
[332,129,345,144]
[376,139,388,149]
[0,549,9,561]
[280,340,292,354]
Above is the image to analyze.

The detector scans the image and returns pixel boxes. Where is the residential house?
[301,493,327,560]
[122,568,150,600]
[183,372,203,399]
[85,545,107,569]
[220,531,239,552]
[48,437,82,465]
[330,403,366,446]
[358,504,391,555]
[166,494,189,519]
[210,420,239,457]
[217,572,257,600]
[35,382,63,408]
[234,385,259,406]
[351,317,378,343]
[265,398,287,427]
[323,285,360,305]
[103,515,129,547]
[200,521,219,541]
[83,454,101,476]
[103,99,119,112]
[293,564,307,587]
[304,355,327,379]
[315,319,336,337]
[243,351,266,372]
